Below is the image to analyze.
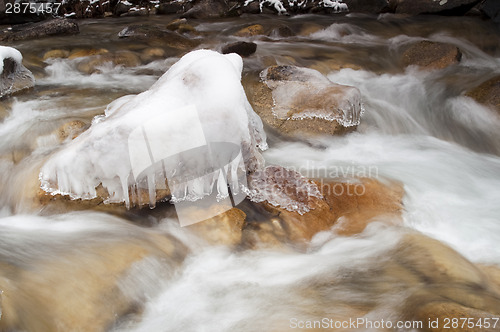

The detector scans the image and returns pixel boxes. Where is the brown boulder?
[76,51,141,74]
[242,166,404,248]
[165,18,196,34]
[465,76,500,113]
[235,24,265,37]
[68,48,109,60]
[247,65,363,138]
[55,120,88,141]
[0,214,187,332]
[187,207,247,246]
[42,49,70,61]
[401,41,462,70]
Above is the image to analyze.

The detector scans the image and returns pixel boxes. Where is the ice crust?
[39,50,268,207]
[260,66,363,127]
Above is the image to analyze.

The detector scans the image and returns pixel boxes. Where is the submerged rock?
[465,76,500,114]
[0,212,188,332]
[0,46,35,98]
[76,51,142,74]
[247,65,363,138]
[39,50,268,209]
[235,24,265,37]
[0,18,79,42]
[401,41,462,71]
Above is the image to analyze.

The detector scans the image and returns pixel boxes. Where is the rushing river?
[1,13,500,332]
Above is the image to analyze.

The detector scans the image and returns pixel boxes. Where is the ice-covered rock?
[0,46,35,98]
[39,50,268,208]
[247,65,363,137]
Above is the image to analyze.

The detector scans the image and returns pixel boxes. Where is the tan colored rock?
[56,120,87,141]
[113,51,142,67]
[478,265,500,297]
[235,24,265,37]
[414,302,500,332]
[242,166,404,248]
[0,224,187,332]
[247,65,363,138]
[68,48,109,60]
[187,207,246,246]
[298,23,323,36]
[166,18,196,34]
[395,234,487,286]
[42,49,70,61]
[465,76,500,113]
[141,47,166,62]
[321,178,404,236]
[76,51,141,74]
[401,41,461,70]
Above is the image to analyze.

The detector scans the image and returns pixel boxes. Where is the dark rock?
[272,25,295,37]
[465,76,500,113]
[165,18,196,33]
[401,41,461,70]
[117,24,200,50]
[114,1,132,15]
[58,0,112,18]
[343,0,390,13]
[480,0,500,23]
[157,1,189,14]
[0,18,79,42]
[221,41,257,57]
[392,0,481,15]
[241,0,261,14]
[181,0,230,18]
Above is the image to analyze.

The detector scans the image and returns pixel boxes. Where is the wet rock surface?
[0,18,79,42]
[221,41,257,57]
[465,75,500,114]
[117,24,200,49]
[0,51,35,98]
[401,41,462,70]
[247,65,362,138]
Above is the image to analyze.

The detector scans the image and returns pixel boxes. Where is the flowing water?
[1,13,500,332]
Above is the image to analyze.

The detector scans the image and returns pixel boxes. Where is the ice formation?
[261,66,363,127]
[39,50,268,209]
[246,166,323,215]
[0,46,35,98]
